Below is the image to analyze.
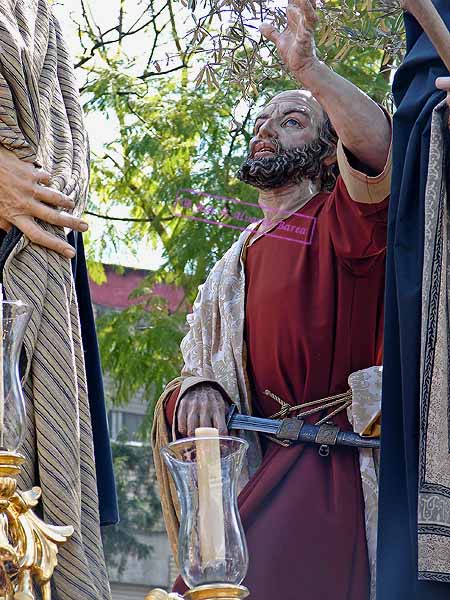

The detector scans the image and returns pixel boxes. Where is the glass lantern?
[0,300,32,453]
[161,435,249,596]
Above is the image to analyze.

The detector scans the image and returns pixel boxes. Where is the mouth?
[252,140,278,159]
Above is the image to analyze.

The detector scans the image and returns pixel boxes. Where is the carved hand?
[176,383,228,437]
[260,0,319,83]
[0,146,89,258]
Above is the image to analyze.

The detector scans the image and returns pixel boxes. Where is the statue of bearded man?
[237,90,338,194]
[152,1,392,599]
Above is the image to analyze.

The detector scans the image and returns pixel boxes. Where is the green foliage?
[97,296,185,419]
[182,0,404,100]
[102,432,162,578]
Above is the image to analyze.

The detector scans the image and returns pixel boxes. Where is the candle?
[195,427,226,566]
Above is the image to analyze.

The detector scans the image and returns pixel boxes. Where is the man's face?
[237,90,329,190]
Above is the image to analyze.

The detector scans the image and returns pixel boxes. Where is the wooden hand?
[260,0,319,83]
[0,146,88,258]
[177,383,228,437]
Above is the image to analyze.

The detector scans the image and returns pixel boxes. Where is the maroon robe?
[169,176,388,599]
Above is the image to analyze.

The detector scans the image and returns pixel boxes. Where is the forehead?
[255,91,324,123]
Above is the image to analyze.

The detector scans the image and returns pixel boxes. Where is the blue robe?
[377,3,449,597]
[69,231,118,526]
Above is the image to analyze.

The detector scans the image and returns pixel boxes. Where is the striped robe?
[0,1,111,598]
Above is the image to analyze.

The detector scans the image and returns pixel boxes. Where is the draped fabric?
[418,99,450,578]
[151,228,262,566]
[377,3,450,597]
[0,1,111,598]
[69,231,118,527]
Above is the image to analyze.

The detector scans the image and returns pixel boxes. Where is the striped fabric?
[0,1,111,598]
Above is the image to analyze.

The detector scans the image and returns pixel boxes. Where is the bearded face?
[237,136,331,191]
[237,91,338,192]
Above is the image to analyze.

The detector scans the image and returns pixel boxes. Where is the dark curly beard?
[237,138,326,191]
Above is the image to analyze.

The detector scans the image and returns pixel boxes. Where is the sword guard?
[276,418,304,441]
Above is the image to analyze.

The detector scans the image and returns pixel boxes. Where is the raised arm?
[260,0,391,173]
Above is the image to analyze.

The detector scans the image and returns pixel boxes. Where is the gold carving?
[0,451,73,599]
[145,585,249,600]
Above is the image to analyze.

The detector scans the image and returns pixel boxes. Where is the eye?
[283,118,303,128]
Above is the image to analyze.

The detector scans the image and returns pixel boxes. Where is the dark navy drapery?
[69,231,119,526]
[377,2,450,597]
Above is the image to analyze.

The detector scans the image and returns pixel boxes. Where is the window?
[108,409,145,442]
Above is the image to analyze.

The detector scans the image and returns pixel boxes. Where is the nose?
[258,118,277,138]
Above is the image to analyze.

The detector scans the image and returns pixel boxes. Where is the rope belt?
[264,388,353,426]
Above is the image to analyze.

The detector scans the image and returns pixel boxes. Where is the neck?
[257,179,321,223]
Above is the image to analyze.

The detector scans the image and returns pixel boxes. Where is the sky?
[53,0,167,270]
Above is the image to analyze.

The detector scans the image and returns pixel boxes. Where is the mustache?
[237,140,325,191]
[250,138,281,156]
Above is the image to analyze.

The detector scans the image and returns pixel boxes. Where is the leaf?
[382,51,392,66]
[334,43,351,61]
[194,66,206,88]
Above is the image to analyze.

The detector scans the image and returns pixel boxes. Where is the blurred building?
[90,264,180,600]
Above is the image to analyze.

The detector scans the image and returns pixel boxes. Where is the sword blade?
[229,413,279,435]
[228,412,380,449]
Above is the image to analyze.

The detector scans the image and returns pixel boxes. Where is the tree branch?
[139,63,187,80]
[85,210,174,223]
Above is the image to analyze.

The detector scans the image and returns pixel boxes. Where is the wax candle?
[195,427,226,565]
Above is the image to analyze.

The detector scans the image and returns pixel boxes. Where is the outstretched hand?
[0,146,89,258]
[260,0,319,82]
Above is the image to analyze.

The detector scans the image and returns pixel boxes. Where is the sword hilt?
[226,404,238,429]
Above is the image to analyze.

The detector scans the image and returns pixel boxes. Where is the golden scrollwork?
[0,451,73,599]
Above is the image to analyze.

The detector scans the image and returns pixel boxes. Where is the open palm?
[260,0,319,80]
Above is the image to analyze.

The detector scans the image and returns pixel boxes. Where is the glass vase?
[161,436,249,589]
[0,301,32,453]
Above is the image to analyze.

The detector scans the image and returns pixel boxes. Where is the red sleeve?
[326,176,388,272]
[165,387,180,428]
